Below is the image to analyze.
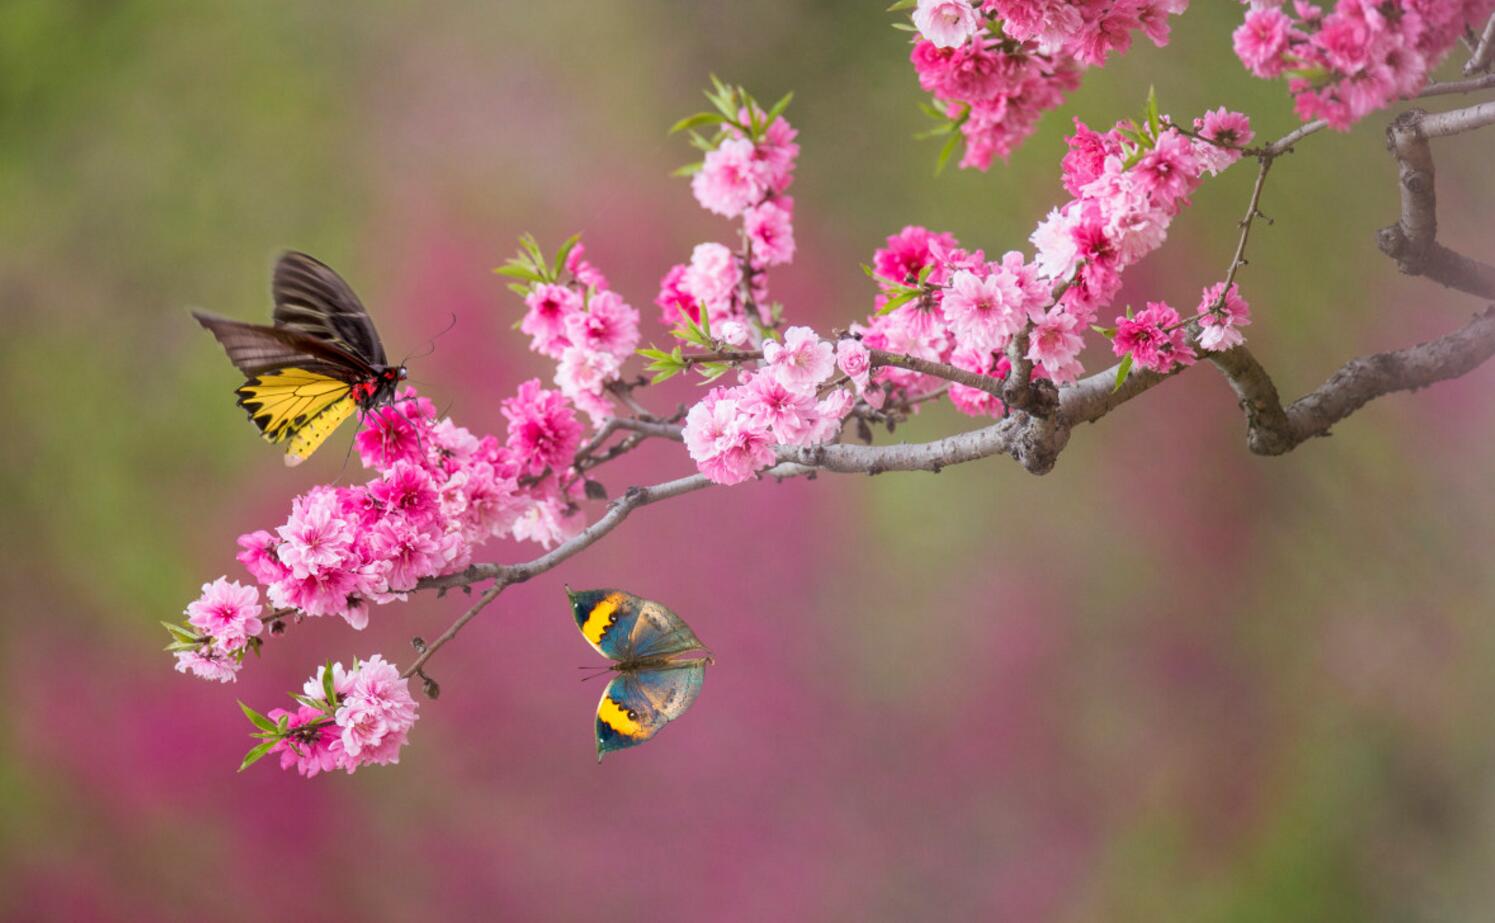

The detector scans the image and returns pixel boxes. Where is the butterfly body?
[194,251,405,466]
[568,588,712,761]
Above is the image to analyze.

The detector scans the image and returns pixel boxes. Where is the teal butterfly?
[567,587,713,762]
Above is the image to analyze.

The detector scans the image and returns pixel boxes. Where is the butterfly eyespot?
[626,709,638,720]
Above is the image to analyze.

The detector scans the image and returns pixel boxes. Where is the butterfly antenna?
[577,665,614,683]
[401,312,458,365]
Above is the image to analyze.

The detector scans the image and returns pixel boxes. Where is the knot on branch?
[1007,413,1070,475]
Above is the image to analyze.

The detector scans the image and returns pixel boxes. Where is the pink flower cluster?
[169,387,586,676]
[1233,0,1495,129]
[852,108,1250,397]
[1029,108,1252,330]
[172,578,264,683]
[906,0,1189,169]
[265,656,420,777]
[518,241,641,423]
[683,327,853,484]
[856,228,1049,407]
[658,109,799,334]
[1108,282,1254,374]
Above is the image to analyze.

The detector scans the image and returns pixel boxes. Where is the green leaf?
[506,282,533,298]
[1090,324,1117,338]
[934,128,962,176]
[765,91,794,123]
[877,290,919,315]
[860,262,877,279]
[1146,86,1160,139]
[891,22,917,31]
[670,161,704,177]
[322,660,337,707]
[1112,354,1134,393]
[886,0,917,9]
[669,111,727,134]
[160,621,200,644]
[238,739,277,773]
[239,701,278,734]
[916,263,934,284]
[494,264,544,282]
[697,362,732,382]
[552,233,582,279]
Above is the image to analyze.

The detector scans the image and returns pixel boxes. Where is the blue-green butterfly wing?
[594,663,706,761]
[568,588,706,663]
[568,588,641,661]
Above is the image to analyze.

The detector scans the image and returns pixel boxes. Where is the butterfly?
[568,587,714,762]
[193,251,407,466]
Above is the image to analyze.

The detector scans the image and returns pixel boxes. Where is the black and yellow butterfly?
[193,251,407,466]
[568,588,714,762]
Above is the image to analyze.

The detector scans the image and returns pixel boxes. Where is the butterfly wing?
[569,588,645,661]
[272,251,388,366]
[627,596,707,661]
[193,312,375,380]
[568,588,707,662]
[594,663,707,762]
[194,312,369,464]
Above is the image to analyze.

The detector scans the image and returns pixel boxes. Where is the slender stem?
[1465,14,1495,75]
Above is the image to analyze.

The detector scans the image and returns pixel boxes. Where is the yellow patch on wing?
[284,397,357,467]
[596,695,647,738]
[581,591,628,645]
[237,368,351,443]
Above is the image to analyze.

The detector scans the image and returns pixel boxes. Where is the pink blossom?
[236,530,288,584]
[355,403,427,470]
[875,225,958,285]
[185,577,264,653]
[683,242,742,311]
[655,263,698,325]
[556,346,622,403]
[739,373,820,446]
[836,338,873,394]
[744,198,796,266]
[1234,7,1294,76]
[366,518,442,593]
[562,290,639,360]
[807,387,855,444]
[335,655,419,769]
[1192,108,1254,174]
[509,491,579,549]
[268,567,362,622]
[304,661,356,700]
[1113,301,1196,373]
[691,137,768,218]
[564,241,610,291]
[521,283,583,357]
[942,268,1025,352]
[683,388,776,485]
[948,347,1011,418]
[368,461,439,523]
[718,319,751,347]
[1027,307,1086,384]
[174,648,240,683]
[1195,281,1252,351]
[267,706,343,778]
[762,326,836,395]
[501,379,583,476]
[276,490,355,579]
[913,0,983,48]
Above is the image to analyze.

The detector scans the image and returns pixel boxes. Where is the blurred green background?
[1,2,1492,920]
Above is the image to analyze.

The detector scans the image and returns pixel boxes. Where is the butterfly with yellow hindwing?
[568,587,713,762]
[193,251,407,466]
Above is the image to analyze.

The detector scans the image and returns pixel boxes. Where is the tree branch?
[1464,14,1495,76]
[395,109,1495,680]
[1376,104,1495,299]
